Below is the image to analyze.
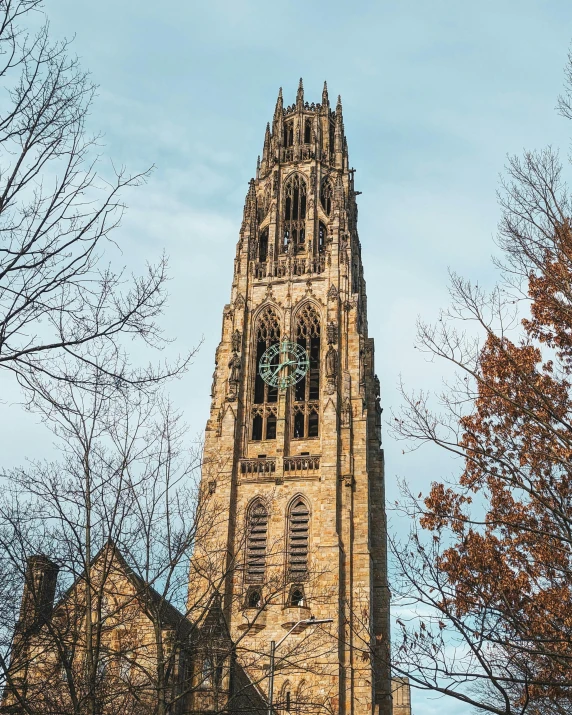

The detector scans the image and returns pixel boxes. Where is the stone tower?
[190,80,391,715]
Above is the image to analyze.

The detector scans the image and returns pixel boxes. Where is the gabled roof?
[53,541,194,640]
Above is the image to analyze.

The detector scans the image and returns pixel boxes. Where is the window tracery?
[283,174,307,254]
[293,303,320,438]
[252,306,281,440]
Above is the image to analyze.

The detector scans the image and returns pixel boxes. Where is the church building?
[189,79,393,715]
[3,81,410,715]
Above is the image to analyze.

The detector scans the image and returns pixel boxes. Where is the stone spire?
[335,95,344,168]
[322,81,329,107]
[243,179,257,225]
[262,122,271,160]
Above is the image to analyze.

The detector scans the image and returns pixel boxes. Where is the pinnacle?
[273,87,283,118]
[296,77,304,104]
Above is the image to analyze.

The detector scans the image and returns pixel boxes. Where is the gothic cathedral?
[190,80,391,715]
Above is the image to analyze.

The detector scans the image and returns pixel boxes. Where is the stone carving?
[325,345,338,394]
[210,363,218,398]
[235,293,246,309]
[228,352,242,401]
[341,396,352,427]
[231,329,242,353]
[215,407,224,436]
[327,284,338,301]
[327,321,338,345]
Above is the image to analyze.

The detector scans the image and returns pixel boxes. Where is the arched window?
[288,584,305,607]
[246,500,269,583]
[252,307,280,441]
[320,179,332,215]
[279,681,292,713]
[283,121,294,147]
[288,498,310,581]
[283,174,307,254]
[246,586,262,609]
[304,118,312,144]
[293,303,320,439]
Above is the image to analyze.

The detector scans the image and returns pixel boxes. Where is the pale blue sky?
[3,2,572,712]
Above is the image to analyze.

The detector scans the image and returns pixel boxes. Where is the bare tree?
[0,368,336,715]
[0,0,188,405]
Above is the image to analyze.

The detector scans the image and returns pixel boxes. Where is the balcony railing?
[253,255,325,281]
[283,456,320,478]
[240,458,276,476]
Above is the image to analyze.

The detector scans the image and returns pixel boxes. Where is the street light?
[267,616,334,715]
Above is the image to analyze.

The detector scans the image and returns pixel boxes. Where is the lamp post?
[267,616,333,715]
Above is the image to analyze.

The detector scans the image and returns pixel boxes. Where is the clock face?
[259,340,310,389]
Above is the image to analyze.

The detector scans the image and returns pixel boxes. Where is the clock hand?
[271,359,296,378]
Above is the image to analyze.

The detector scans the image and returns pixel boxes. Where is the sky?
[3,1,572,713]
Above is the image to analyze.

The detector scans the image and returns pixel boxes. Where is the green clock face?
[259,340,310,389]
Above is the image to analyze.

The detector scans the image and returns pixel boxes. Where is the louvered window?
[288,498,310,580]
[246,501,268,583]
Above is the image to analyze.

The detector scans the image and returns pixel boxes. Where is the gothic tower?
[190,80,391,715]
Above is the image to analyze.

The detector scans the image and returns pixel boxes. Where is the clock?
[259,340,310,389]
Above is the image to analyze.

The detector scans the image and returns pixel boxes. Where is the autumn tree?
[390,53,572,714]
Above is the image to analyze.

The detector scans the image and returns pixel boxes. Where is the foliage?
[391,52,572,715]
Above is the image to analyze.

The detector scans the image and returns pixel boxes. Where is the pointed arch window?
[287,498,310,581]
[279,681,292,713]
[252,307,280,441]
[320,179,332,215]
[283,174,307,254]
[246,500,269,583]
[293,303,320,439]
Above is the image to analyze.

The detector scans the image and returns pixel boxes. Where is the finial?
[256,155,260,178]
[322,81,329,105]
[264,122,271,144]
[296,77,304,105]
[336,95,343,114]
